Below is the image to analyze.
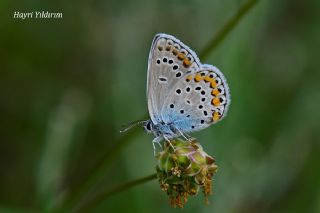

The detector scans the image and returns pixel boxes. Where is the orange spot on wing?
[177,53,185,60]
[194,74,203,82]
[183,58,192,68]
[211,98,220,106]
[212,112,220,122]
[204,76,212,82]
[210,79,217,88]
[172,49,178,55]
[211,89,220,96]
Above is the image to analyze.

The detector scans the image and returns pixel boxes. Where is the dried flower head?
[156,138,218,208]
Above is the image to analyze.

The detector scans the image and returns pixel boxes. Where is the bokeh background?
[1,0,320,212]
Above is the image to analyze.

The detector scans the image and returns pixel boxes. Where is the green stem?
[73,174,157,212]
[56,0,259,211]
[200,0,259,60]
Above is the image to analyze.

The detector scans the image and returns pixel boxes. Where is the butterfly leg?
[174,127,195,142]
[180,132,190,141]
[163,135,176,152]
[152,136,163,156]
[184,133,196,142]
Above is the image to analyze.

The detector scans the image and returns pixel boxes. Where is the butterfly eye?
[146,122,152,130]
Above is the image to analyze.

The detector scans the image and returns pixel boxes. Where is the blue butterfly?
[122,33,230,152]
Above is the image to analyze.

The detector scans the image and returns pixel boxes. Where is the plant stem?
[57,0,259,211]
[200,0,259,60]
[73,174,157,212]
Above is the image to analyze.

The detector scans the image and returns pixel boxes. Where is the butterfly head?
[143,120,154,134]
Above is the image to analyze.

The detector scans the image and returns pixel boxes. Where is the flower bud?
[156,138,218,208]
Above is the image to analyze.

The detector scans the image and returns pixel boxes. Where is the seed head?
[156,138,218,208]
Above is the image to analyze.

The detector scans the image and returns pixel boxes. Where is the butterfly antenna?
[120,120,147,133]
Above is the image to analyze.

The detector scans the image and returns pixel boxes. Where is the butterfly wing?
[147,33,201,124]
[161,65,231,133]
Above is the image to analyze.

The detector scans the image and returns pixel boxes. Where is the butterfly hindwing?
[161,65,231,133]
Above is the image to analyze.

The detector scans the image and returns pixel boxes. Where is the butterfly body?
[143,120,176,138]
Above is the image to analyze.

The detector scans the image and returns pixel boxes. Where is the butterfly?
[122,33,230,151]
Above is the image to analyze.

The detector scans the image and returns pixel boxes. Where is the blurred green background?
[1,0,320,212]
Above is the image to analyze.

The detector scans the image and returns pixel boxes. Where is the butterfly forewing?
[161,65,230,133]
[147,34,201,124]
